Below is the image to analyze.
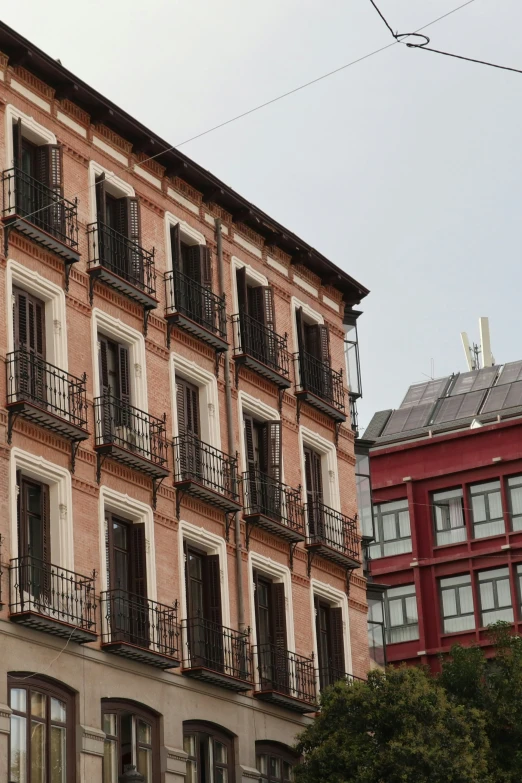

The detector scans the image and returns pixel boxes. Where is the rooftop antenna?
[479,317,494,367]
[460,318,494,371]
[460,331,476,370]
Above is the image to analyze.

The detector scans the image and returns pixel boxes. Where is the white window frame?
[170,353,221,449]
[237,391,280,475]
[10,447,74,569]
[5,104,56,171]
[310,579,352,690]
[248,551,295,687]
[98,485,157,601]
[7,259,68,370]
[88,161,134,224]
[91,308,148,412]
[178,520,230,628]
[298,426,340,513]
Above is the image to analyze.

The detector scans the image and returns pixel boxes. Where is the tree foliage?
[295,666,490,783]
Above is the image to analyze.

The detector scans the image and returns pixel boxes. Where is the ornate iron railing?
[295,349,345,414]
[9,556,96,631]
[173,433,240,502]
[232,313,290,379]
[182,616,252,681]
[255,643,317,705]
[318,663,365,690]
[243,469,305,535]
[87,221,156,297]
[2,167,79,250]
[165,269,227,339]
[306,501,360,562]
[101,589,180,658]
[6,349,88,429]
[94,391,168,467]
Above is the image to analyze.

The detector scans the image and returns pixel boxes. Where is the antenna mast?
[460,318,494,371]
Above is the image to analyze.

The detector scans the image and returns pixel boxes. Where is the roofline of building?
[0,22,369,306]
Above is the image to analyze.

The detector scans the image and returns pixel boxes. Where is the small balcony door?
[171,224,212,326]
[304,446,324,536]
[95,173,142,283]
[176,377,202,478]
[295,307,332,398]
[243,416,282,516]
[16,473,50,601]
[105,513,148,646]
[314,597,345,689]
[13,286,46,405]
[184,545,223,669]
[254,573,288,691]
[236,267,277,366]
[98,335,132,439]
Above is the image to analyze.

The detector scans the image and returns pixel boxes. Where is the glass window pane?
[184,734,196,758]
[398,511,411,537]
[459,585,474,615]
[31,691,46,719]
[137,747,152,783]
[50,698,66,724]
[382,514,397,541]
[440,574,471,588]
[214,741,227,764]
[10,714,27,783]
[442,589,457,617]
[388,599,404,627]
[488,492,503,520]
[186,760,198,783]
[31,720,46,783]
[497,579,512,608]
[388,585,416,599]
[404,596,418,623]
[215,768,228,783]
[103,738,118,783]
[270,756,281,777]
[480,582,495,611]
[511,486,522,514]
[50,725,66,783]
[283,761,294,781]
[471,495,486,523]
[471,481,501,494]
[137,720,151,745]
[257,754,268,774]
[103,713,117,737]
[10,688,27,713]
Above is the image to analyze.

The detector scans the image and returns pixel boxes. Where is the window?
[343,310,362,399]
[355,450,373,539]
[235,267,278,367]
[370,500,412,559]
[433,488,466,546]
[184,722,234,783]
[478,567,513,626]
[256,742,297,783]
[470,481,504,538]
[102,701,159,783]
[367,593,386,667]
[508,475,522,531]
[295,306,332,397]
[98,334,130,404]
[314,596,345,688]
[253,572,288,687]
[440,574,475,633]
[243,415,282,517]
[384,584,419,644]
[9,674,74,783]
[16,473,50,597]
[184,543,223,667]
[170,223,213,326]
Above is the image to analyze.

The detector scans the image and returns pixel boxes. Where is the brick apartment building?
[365,363,522,672]
[0,22,370,783]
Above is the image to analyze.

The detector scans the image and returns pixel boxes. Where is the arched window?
[8,673,75,783]
[183,721,235,783]
[102,699,160,783]
[256,741,299,783]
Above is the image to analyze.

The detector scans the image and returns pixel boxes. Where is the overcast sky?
[4,0,521,430]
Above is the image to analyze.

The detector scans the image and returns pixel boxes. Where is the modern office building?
[0,22,370,783]
[365,363,522,671]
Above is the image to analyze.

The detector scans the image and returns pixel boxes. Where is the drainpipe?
[215,218,246,632]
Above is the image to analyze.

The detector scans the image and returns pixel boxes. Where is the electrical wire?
[369,0,522,75]
[9,626,76,681]
[7,0,480,229]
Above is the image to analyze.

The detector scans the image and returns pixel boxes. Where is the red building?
[364,364,522,670]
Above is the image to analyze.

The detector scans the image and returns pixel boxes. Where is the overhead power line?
[369,0,522,76]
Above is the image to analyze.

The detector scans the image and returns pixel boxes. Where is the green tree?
[295,666,490,783]
[441,622,522,783]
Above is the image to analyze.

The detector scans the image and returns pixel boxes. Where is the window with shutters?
[254,573,288,687]
[102,700,160,783]
[16,473,50,598]
[256,742,298,783]
[243,415,282,515]
[184,543,224,669]
[314,596,346,689]
[183,722,235,783]
[9,674,75,783]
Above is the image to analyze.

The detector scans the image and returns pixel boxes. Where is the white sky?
[4,0,521,430]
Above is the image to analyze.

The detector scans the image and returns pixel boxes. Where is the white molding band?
[310,578,352,685]
[170,353,221,450]
[164,212,206,274]
[5,104,56,169]
[88,161,134,224]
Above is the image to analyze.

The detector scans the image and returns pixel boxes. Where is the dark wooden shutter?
[176,378,199,437]
[244,415,257,471]
[204,554,222,627]
[329,607,345,675]
[185,245,202,284]
[248,287,264,326]
[41,482,51,598]
[131,523,147,598]
[271,581,288,689]
[117,345,130,406]
[48,145,64,236]
[260,287,276,331]
[171,224,182,272]
[16,470,23,558]
[98,337,110,393]
[200,246,212,290]
[295,307,306,354]
[13,118,22,170]
[124,197,142,283]
[236,267,248,314]
[13,288,28,348]
[264,421,282,485]
[14,288,45,356]
[95,173,107,225]
[317,325,331,365]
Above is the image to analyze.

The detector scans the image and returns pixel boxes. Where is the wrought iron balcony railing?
[2,167,79,258]
[87,221,157,308]
[173,433,241,513]
[306,500,361,567]
[254,643,317,712]
[94,391,169,479]
[9,556,97,643]
[182,616,253,691]
[6,349,88,442]
[243,468,305,543]
[294,350,346,421]
[318,663,365,691]
[232,313,291,388]
[164,269,228,351]
[101,589,180,669]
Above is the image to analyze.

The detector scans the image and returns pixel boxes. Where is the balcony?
[254,644,317,713]
[1,168,79,266]
[93,392,169,481]
[305,501,361,569]
[243,469,305,544]
[165,269,228,352]
[100,589,180,669]
[9,556,97,644]
[232,313,291,389]
[294,350,346,422]
[318,663,365,691]
[87,221,157,311]
[182,616,253,692]
[173,434,241,515]
[6,349,89,448]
